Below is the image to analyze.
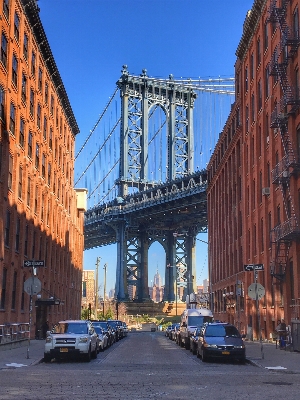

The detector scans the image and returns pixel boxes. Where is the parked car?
[94,326,108,351]
[170,323,180,341]
[44,320,98,362]
[108,320,123,341]
[189,327,202,355]
[92,321,114,347]
[122,322,129,337]
[196,322,246,363]
[165,324,174,338]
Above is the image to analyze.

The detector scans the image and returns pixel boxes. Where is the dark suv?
[108,320,123,341]
[91,320,114,347]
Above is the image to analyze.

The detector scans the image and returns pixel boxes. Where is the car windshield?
[109,321,118,328]
[188,316,212,327]
[53,322,88,334]
[93,322,107,329]
[205,325,241,338]
[94,326,103,335]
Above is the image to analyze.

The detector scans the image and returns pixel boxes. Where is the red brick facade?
[207,0,300,340]
[0,0,84,336]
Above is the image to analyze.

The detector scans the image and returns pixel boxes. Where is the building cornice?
[21,0,80,136]
[235,0,268,61]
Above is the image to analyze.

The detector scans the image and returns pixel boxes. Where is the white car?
[44,320,98,362]
[94,326,108,351]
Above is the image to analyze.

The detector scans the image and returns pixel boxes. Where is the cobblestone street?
[1,332,300,399]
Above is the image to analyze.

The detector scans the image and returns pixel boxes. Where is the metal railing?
[0,323,29,346]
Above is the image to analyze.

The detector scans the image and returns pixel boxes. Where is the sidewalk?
[0,340,45,369]
[245,340,300,373]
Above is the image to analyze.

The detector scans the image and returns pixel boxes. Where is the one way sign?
[244,264,264,271]
[23,260,45,268]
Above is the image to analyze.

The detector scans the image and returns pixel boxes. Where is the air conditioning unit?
[262,187,270,196]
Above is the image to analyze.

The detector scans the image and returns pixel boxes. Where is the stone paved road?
[1,332,300,399]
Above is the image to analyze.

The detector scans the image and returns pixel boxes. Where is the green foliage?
[81,308,89,320]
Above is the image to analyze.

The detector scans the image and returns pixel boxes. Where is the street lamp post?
[103,263,107,318]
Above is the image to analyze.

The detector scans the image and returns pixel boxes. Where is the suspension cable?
[75,86,118,160]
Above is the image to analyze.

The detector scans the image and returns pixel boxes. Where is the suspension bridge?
[75,65,235,302]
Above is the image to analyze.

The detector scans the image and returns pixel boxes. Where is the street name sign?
[23,260,45,268]
[244,264,264,271]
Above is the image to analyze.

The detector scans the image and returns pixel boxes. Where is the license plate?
[222,351,230,355]
[60,348,68,353]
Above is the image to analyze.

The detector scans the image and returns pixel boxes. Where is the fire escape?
[267,0,300,282]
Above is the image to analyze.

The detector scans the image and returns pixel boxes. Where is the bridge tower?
[114,66,198,302]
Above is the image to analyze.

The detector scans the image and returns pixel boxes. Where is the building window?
[0,268,7,309]
[43,116,47,140]
[9,103,16,135]
[21,276,25,310]
[295,68,299,100]
[42,153,46,178]
[246,105,249,132]
[50,95,54,115]
[34,186,38,214]
[12,54,18,87]
[19,118,25,148]
[8,154,13,190]
[3,0,9,20]
[21,73,27,103]
[277,205,281,225]
[252,179,256,209]
[264,21,268,50]
[4,210,10,247]
[18,166,22,198]
[38,67,42,91]
[250,52,254,80]
[28,131,33,158]
[45,82,48,104]
[37,103,41,129]
[258,79,262,111]
[32,231,36,258]
[15,218,20,252]
[31,50,36,76]
[14,12,20,41]
[49,127,53,150]
[265,67,269,99]
[294,7,299,39]
[23,32,28,60]
[24,224,28,256]
[27,176,31,207]
[35,143,39,170]
[30,88,34,116]
[48,163,51,186]
[251,93,255,122]
[257,38,261,66]
[1,32,7,68]
[0,85,4,120]
[245,66,248,92]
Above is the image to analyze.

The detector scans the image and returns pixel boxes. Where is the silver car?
[44,320,98,362]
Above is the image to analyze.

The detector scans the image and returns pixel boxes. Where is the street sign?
[24,277,42,295]
[23,260,45,268]
[244,264,264,271]
[248,283,265,300]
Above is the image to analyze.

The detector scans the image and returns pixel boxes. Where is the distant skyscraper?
[153,268,162,287]
[149,269,164,302]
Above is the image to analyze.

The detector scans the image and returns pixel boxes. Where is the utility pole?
[103,263,107,318]
[95,257,101,319]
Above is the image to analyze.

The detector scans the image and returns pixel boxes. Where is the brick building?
[207,0,300,340]
[81,270,95,310]
[0,0,85,336]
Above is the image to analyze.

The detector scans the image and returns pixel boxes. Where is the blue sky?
[39,0,254,294]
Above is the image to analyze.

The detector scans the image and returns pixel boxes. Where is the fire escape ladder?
[268,0,300,280]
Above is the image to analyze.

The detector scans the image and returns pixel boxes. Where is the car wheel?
[202,349,208,362]
[85,346,91,362]
[192,346,197,355]
[92,345,97,359]
[44,353,51,363]
[196,347,200,358]
[185,340,190,350]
